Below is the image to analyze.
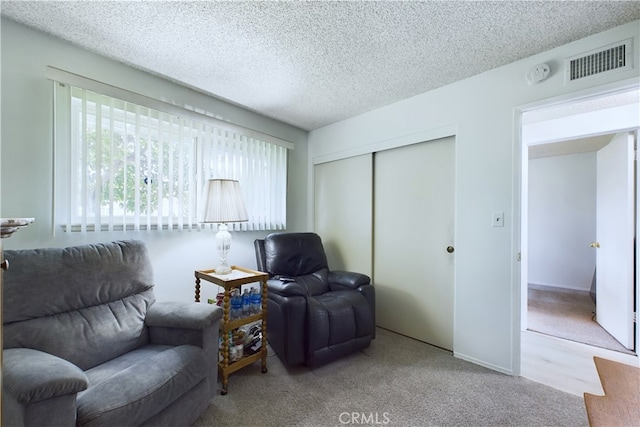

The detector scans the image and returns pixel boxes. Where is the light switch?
[492,212,504,227]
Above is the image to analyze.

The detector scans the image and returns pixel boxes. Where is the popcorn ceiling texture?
[2,1,639,131]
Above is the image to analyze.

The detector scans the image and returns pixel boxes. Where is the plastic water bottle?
[241,289,251,317]
[230,289,242,319]
[250,287,261,314]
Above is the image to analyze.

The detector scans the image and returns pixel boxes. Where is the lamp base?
[215,223,233,275]
[215,263,232,275]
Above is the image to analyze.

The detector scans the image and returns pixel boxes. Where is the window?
[52,72,289,233]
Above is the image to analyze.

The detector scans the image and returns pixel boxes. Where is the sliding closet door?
[374,137,455,350]
[314,154,372,277]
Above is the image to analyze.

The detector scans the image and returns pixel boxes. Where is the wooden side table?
[194,266,268,395]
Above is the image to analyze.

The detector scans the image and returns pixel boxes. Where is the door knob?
[590,242,600,248]
[446,246,455,253]
[1,259,8,271]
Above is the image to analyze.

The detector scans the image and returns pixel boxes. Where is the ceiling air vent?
[565,39,633,84]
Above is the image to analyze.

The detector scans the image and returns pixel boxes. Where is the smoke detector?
[526,64,551,85]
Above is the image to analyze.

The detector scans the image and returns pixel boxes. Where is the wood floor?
[521,330,638,397]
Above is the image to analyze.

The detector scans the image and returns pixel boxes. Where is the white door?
[314,154,373,276]
[373,136,455,350]
[595,132,635,350]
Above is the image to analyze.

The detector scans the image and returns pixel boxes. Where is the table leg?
[221,375,228,395]
[194,277,201,303]
[261,278,268,374]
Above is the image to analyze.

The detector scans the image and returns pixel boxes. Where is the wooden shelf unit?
[194,266,268,395]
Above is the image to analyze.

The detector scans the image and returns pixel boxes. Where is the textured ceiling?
[2,1,640,131]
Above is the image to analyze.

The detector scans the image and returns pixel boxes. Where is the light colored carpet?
[527,284,633,355]
[194,327,587,426]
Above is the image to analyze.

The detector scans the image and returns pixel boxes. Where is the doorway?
[520,87,639,355]
[527,133,635,354]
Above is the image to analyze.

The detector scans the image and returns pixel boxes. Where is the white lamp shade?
[201,179,249,223]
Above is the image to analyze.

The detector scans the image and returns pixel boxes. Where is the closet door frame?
[312,125,457,335]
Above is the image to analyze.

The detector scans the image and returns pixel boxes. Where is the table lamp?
[201,179,249,274]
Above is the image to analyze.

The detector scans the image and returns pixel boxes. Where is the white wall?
[528,152,597,291]
[308,21,640,374]
[0,19,309,303]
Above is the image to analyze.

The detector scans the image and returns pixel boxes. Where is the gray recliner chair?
[2,240,222,427]
[254,232,375,368]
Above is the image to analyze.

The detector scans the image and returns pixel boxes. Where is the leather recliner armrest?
[267,278,308,297]
[328,270,370,291]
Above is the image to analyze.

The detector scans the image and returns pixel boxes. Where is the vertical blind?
[56,84,287,232]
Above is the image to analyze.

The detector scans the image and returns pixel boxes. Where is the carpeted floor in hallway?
[527,284,633,354]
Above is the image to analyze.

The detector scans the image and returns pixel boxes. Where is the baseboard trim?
[454,352,514,376]
[528,282,591,293]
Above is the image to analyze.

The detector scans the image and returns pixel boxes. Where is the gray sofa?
[2,240,222,427]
